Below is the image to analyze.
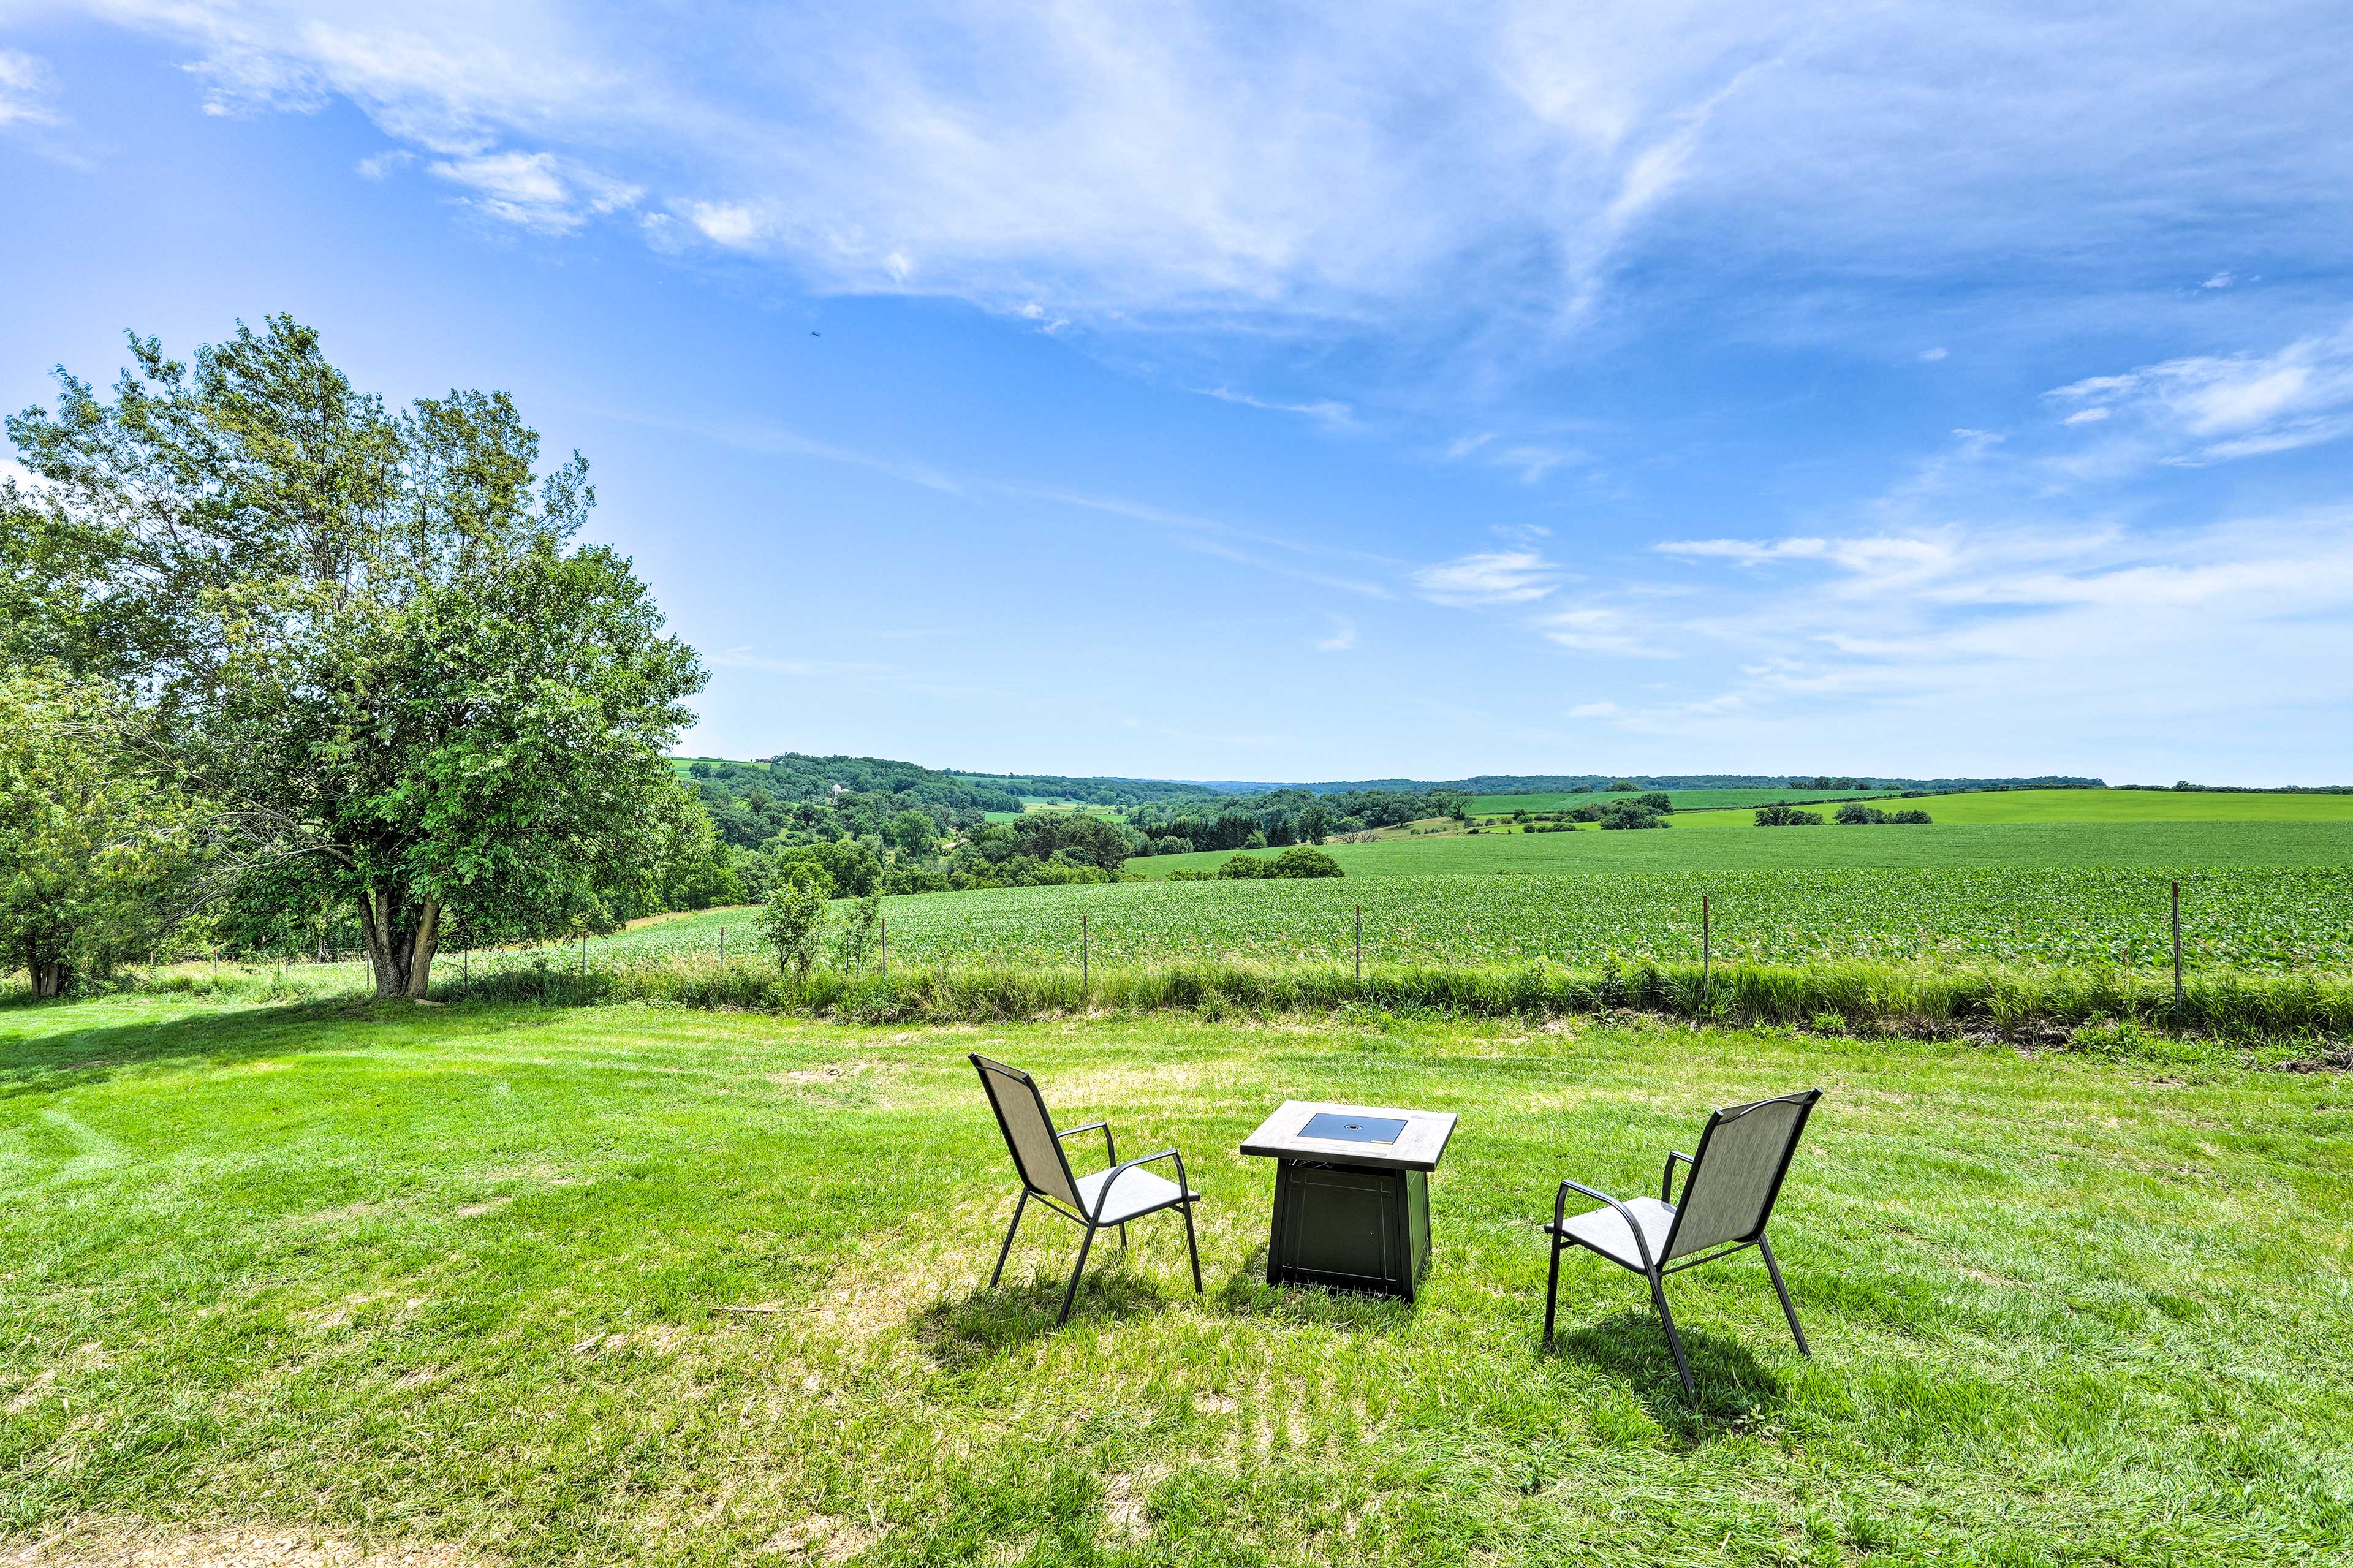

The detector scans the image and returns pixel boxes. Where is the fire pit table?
[1240,1100,1458,1301]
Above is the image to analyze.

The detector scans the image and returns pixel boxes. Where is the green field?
[1669,787,2353,830]
[1472,788,1903,814]
[4,996,2347,1565]
[589,854,2353,974]
[1134,820,2353,877]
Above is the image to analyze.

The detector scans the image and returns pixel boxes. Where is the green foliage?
[0,673,194,995]
[1214,845,1346,879]
[754,863,830,977]
[828,892,884,972]
[773,838,882,898]
[1836,803,1936,826]
[1597,800,1670,829]
[4,318,703,996]
[1755,804,1825,827]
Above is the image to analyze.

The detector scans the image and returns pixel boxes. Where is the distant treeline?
[1170,773,2108,795]
[946,772,1220,808]
[1125,787,1467,855]
[2115,782,2353,794]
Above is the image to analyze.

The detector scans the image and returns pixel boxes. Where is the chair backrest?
[971,1055,1081,1208]
[1662,1089,1821,1260]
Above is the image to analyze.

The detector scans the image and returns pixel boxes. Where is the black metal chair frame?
[1544,1089,1821,1397]
[971,1054,1203,1325]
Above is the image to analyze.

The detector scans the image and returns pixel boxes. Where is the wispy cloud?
[429,150,639,233]
[1410,550,1566,606]
[74,0,2347,369]
[1314,616,1357,652]
[0,50,61,130]
[2044,317,2353,464]
[1195,386,1354,428]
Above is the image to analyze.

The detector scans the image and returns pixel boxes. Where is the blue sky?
[6,3,2352,784]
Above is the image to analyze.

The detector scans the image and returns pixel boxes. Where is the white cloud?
[2200,270,2235,289]
[685,200,763,248]
[428,149,638,232]
[356,148,413,180]
[1567,700,1621,718]
[1314,616,1358,652]
[1197,386,1355,428]
[1409,550,1566,606]
[0,50,61,129]
[1917,346,1947,362]
[2044,317,2353,463]
[1534,606,1659,656]
[64,1,2351,351]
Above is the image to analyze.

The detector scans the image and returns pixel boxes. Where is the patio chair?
[971,1054,1203,1324]
[1542,1089,1822,1396]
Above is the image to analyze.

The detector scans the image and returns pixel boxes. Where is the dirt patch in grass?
[1,1521,485,1567]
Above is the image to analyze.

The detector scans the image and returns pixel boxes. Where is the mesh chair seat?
[1548,1194,1677,1270]
[1077,1166,1198,1225]
[1542,1088,1822,1398]
[971,1053,1205,1324]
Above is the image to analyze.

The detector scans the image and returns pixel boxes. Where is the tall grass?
[426,948,2353,1049]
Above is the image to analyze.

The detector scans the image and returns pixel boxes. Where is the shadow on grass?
[1209,1241,1422,1333]
[912,1262,1185,1365]
[1547,1309,1790,1438]
[0,996,445,1096]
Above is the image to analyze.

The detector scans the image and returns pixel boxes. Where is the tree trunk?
[358,887,442,999]
[31,961,72,999]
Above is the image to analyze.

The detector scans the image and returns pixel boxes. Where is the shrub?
[1754,804,1825,827]
[829,893,884,972]
[1835,802,1887,825]
[1597,801,1669,830]
[754,863,830,977]
[1167,868,1216,882]
[1891,809,1933,824]
[1271,845,1345,878]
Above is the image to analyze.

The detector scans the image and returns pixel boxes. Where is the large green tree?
[4,317,705,997]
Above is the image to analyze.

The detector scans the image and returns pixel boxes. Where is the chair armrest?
[1556,1176,1657,1273]
[1089,1148,1188,1223]
[1661,1150,1694,1204]
[1058,1119,1116,1166]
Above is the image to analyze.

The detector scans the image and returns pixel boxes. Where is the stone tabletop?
[1238,1100,1458,1173]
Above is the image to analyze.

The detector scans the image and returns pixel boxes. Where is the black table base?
[1265,1159,1431,1301]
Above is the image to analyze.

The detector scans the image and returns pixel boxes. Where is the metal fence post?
[719,925,726,966]
[1354,904,1363,982]
[2171,880,2184,1008]
[1081,913,1089,991]
[1702,894,1711,991]
[880,917,887,978]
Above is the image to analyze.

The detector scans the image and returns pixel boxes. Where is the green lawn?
[2,996,2347,1564]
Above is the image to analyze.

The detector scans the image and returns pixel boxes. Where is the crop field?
[1471,787,1902,814]
[584,861,2353,975]
[1132,820,2353,877]
[1667,787,2353,830]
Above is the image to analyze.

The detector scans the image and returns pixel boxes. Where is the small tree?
[1754,804,1825,827]
[0,673,192,996]
[830,892,884,971]
[756,863,831,978]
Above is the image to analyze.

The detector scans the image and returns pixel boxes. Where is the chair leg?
[1180,1200,1203,1293]
[1119,1221,1129,1251]
[990,1191,1029,1288]
[1543,1240,1564,1343]
[1648,1270,1696,1398]
[1058,1224,1099,1325]
[1758,1234,1809,1356]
